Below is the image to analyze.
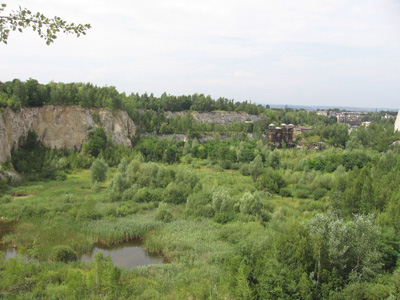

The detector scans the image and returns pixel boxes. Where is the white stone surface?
[395,110,400,132]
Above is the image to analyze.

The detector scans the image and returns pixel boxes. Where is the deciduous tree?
[0,3,90,44]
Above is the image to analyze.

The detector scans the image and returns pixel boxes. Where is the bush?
[122,185,139,201]
[240,163,250,176]
[220,160,231,170]
[313,188,328,200]
[51,246,77,263]
[155,203,173,223]
[133,187,153,203]
[279,187,293,198]
[296,189,311,199]
[11,131,61,180]
[186,191,214,218]
[92,181,102,193]
[213,212,234,224]
[212,189,234,213]
[239,192,264,216]
[256,167,287,194]
[85,127,107,157]
[162,182,189,204]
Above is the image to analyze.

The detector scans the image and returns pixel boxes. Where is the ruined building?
[268,123,295,148]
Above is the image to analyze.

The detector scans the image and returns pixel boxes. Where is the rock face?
[166,111,263,124]
[395,110,400,132]
[0,105,136,163]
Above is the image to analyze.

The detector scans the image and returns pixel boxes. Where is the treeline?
[0,78,264,114]
[0,79,334,131]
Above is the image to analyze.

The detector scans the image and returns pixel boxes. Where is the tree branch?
[0,3,91,45]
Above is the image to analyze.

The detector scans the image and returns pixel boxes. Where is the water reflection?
[80,240,163,269]
[0,221,15,259]
[3,248,17,260]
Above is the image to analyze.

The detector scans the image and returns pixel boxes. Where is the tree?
[308,213,382,286]
[85,127,108,158]
[90,158,108,183]
[249,154,263,182]
[0,3,91,45]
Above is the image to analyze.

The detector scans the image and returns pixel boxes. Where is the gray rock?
[0,105,136,163]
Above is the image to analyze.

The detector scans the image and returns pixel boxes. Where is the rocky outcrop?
[395,110,400,132]
[0,105,136,163]
[142,133,268,143]
[165,111,263,124]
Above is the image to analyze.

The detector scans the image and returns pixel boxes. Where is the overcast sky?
[1,0,400,109]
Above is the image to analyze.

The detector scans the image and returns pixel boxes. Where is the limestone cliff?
[0,105,136,163]
[395,110,400,132]
[165,111,263,124]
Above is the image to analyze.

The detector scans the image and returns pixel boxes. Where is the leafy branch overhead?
[0,3,91,45]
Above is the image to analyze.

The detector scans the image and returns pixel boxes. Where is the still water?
[80,240,163,269]
[1,221,163,269]
[0,221,15,258]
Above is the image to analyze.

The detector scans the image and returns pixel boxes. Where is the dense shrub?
[11,131,66,181]
[85,127,107,158]
[155,203,173,223]
[51,246,77,262]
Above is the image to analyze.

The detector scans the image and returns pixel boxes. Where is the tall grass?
[145,219,234,264]
[4,217,93,259]
[86,214,162,245]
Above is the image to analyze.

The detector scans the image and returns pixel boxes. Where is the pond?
[0,220,14,240]
[0,221,18,260]
[1,222,163,269]
[2,247,17,260]
[80,240,164,269]
[0,220,14,249]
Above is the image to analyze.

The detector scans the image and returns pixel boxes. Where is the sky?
[1,0,400,109]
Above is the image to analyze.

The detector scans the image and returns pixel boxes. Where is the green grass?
[86,213,162,245]
[145,219,234,264]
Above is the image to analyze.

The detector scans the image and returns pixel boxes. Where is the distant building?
[316,111,328,116]
[294,126,312,135]
[268,124,294,148]
[336,111,367,128]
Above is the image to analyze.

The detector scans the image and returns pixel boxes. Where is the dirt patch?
[12,194,32,199]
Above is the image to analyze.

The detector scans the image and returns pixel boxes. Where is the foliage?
[155,203,173,223]
[11,131,67,181]
[248,154,263,182]
[307,213,383,298]
[255,167,287,194]
[0,3,91,45]
[51,245,77,262]
[90,158,108,183]
[85,127,107,158]
[238,191,264,216]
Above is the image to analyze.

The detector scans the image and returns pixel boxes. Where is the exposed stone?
[142,133,268,143]
[0,105,136,163]
[395,110,400,132]
[165,111,262,124]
